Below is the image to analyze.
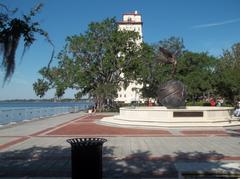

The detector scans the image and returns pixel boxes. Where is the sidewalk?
[0,112,240,178]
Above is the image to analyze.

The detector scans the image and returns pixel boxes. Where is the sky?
[0,0,240,100]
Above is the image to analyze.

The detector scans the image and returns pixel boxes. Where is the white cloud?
[192,18,240,29]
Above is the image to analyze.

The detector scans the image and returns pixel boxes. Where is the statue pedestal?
[99,106,240,127]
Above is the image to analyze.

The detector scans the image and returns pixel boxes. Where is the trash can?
[67,138,107,179]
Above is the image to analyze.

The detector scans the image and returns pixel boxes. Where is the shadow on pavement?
[104,149,226,178]
[0,146,71,177]
[0,145,228,178]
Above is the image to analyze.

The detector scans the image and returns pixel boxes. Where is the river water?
[0,101,91,125]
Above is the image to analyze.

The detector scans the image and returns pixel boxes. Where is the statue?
[157,47,178,77]
[157,80,187,108]
[156,47,187,108]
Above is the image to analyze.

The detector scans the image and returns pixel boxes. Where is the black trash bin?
[67,138,107,179]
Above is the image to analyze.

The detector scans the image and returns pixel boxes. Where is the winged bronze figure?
[156,47,187,108]
[156,47,178,77]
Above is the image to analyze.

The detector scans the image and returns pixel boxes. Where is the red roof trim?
[118,21,143,25]
[122,13,141,16]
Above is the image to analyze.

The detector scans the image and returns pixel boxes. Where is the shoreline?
[0,102,90,126]
[0,111,89,129]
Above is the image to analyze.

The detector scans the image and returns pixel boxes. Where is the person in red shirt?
[210,97,216,106]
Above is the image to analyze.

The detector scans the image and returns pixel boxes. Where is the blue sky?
[0,0,240,100]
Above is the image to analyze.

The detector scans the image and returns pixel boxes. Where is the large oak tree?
[34,18,142,110]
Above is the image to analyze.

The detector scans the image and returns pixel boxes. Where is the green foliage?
[34,18,142,110]
[177,51,217,100]
[214,43,240,104]
[136,37,219,103]
[32,13,240,108]
[186,100,209,106]
[134,43,159,98]
[137,37,185,99]
[33,79,49,98]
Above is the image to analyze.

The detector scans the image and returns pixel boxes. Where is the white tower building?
[118,10,143,44]
[115,11,144,103]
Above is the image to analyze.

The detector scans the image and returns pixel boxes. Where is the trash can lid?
[67,138,107,146]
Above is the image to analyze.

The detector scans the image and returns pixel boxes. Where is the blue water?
[0,101,90,110]
[0,101,91,125]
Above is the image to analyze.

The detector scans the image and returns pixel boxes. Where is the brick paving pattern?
[0,112,240,178]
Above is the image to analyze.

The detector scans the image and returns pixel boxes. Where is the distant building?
[118,10,143,45]
[115,11,144,103]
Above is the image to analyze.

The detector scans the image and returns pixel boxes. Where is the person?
[216,97,223,106]
[92,105,96,114]
[210,97,216,106]
[233,101,240,117]
[88,106,93,113]
[148,99,153,106]
[88,104,96,114]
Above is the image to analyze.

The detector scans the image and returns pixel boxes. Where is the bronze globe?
[157,80,187,108]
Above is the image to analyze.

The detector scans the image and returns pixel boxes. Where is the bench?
[175,162,240,179]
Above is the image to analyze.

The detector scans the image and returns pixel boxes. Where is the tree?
[0,3,53,82]
[175,51,217,103]
[135,43,164,99]
[32,79,49,98]
[136,37,219,104]
[214,43,240,104]
[137,37,185,99]
[33,18,142,110]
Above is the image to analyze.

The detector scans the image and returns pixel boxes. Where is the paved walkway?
[0,112,240,178]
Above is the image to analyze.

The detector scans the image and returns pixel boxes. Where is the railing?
[0,106,84,125]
